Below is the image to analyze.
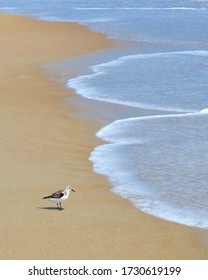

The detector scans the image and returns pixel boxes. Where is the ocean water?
[1,0,208,228]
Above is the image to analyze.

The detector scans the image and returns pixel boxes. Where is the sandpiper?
[43,185,75,210]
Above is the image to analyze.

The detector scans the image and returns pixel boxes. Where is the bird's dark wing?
[50,190,64,198]
[43,189,64,199]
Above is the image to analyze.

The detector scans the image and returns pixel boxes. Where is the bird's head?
[64,185,76,193]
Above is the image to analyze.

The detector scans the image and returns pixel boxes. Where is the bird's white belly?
[48,196,68,203]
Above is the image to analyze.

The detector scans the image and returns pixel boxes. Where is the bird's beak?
[72,189,76,192]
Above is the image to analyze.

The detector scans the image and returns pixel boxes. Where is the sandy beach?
[0,14,207,260]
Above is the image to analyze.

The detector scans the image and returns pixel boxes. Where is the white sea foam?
[73,7,207,11]
[95,50,208,68]
[200,108,208,113]
[68,75,195,112]
[81,50,208,74]
[90,139,208,228]
[96,111,202,142]
[90,108,208,229]
[67,49,207,113]
[68,79,194,113]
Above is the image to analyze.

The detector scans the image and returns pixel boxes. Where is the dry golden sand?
[0,14,207,260]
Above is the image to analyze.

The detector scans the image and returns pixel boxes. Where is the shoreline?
[0,13,207,260]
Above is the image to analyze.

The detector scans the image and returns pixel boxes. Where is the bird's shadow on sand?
[37,207,64,211]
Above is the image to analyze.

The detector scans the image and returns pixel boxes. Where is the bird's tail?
[43,195,51,199]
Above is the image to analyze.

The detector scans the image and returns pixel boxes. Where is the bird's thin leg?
[57,203,59,210]
[59,203,62,211]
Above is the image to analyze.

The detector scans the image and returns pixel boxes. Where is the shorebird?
[43,185,75,210]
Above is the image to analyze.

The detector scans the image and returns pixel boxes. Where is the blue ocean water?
[1,0,208,228]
